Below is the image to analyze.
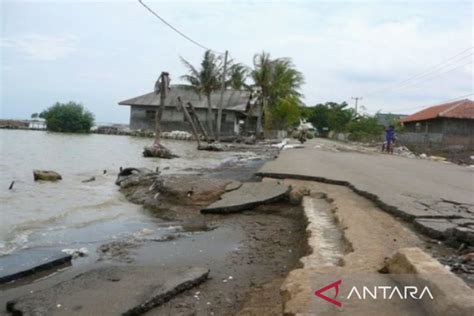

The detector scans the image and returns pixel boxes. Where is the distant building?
[119,84,257,136]
[399,99,474,152]
[375,113,408,127]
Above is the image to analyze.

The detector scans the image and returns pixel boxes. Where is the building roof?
[119,84,253,113]
[401,99,474,123]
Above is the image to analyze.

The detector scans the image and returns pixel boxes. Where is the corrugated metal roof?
[118,85,252,112]
[401,99,474,123]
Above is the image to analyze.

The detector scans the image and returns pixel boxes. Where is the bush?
[40,102,94,133]
[266,96,301,130]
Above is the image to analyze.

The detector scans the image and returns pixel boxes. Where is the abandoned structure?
[399,99,474,152]
[119,84,257,136]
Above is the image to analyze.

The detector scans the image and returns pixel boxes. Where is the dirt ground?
[143,202,308,316]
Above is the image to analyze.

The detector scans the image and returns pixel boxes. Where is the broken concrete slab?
[413,218,457,240]
[201,182,290,213]
[413,218,474,246]
[386,247,474,316]
[224,180,242,192]
[0,248,72,284]
[6,266,209,316]
[123,267,209,315]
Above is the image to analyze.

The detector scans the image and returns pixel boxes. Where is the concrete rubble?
[33,169,62,181]
[0,249,72,284]
[201,182,290,213]
[6,266,210,315]
[386,247,474,316]
[275,178,474,316]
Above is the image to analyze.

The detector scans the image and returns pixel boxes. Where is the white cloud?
[1,34,79,61]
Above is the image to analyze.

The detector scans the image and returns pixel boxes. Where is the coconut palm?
[180,50,222,138]
[251,52,304,136]
[228,63,249,90]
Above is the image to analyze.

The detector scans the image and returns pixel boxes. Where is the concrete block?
[386,247,474,316]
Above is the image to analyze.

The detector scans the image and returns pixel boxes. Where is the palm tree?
[251,52,273,137]
[251,52,304,136]
[228,63,249,90]
[181,50,222,138]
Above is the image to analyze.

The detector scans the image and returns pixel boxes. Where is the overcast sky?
[1,0,472,123]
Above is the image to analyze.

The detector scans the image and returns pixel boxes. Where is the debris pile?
[162,131,193,141]
[393,146,417,158]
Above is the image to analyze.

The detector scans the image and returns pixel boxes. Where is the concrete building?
[399,99,474,152]
[119,84,257,136]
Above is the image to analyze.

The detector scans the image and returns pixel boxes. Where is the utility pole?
[217,50,229,141]
[154,71,169,145]
[351,96,362,114]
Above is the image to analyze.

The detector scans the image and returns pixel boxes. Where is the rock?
[419,153,427,158]
[143,144,178,159]
[288,187,311,205]
[33,170,62,181]
[61,247,89,258]
[115,167,161,189]
[386,247,474,316]
[82,176,96,183]
[198,143,226,151]
[201,182,290,213]
[243,135,256,145]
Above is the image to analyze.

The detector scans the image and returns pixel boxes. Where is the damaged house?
[119,84,257,136]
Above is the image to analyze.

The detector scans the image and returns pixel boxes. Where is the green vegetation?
[40,102,94,133]
[181,51,223,137]
[180,50,304,137]
[347,115,383,141]
[302,102,401,141]
[30,113,39,119]
[265,95,301,130]
[251,52,304,135]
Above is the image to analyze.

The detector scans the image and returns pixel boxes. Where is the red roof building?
[398,99,474,153]
[401,99,474,123]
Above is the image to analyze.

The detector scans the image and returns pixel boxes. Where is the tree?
[266,95,301,130]
[40,102,94,133]
[228,63,249,90]
[31,113,39,119]
[305,101,355,134]
[181,50,222,138]
[251,52,304,136]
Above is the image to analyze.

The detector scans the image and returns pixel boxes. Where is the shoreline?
[0,142,310,315]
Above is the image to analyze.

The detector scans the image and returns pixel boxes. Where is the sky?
[1,0,473,124]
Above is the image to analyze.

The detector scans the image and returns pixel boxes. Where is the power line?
[138,0,224,55]
[377,60,473,95]
[385,93,474,113]
[364,46,473,97]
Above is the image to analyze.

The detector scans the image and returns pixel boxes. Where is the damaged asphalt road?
[258,138,474,247]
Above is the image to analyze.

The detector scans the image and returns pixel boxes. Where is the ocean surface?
[0,129,245,258]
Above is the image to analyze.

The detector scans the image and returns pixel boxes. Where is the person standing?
[385,125,396,154]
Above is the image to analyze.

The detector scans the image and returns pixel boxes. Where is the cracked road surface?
[258,138,474,245]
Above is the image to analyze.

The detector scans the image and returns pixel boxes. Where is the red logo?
[314,279,342,307]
